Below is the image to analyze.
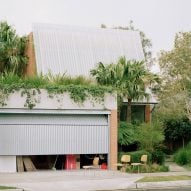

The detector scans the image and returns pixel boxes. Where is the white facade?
[0,156,16,173]
[0,90,117,172]
[3,90,117,110]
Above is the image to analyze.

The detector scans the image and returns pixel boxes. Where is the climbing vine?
[0,74,113,109]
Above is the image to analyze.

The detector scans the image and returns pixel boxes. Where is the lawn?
[137,175,191,182]
[0,186,17,190]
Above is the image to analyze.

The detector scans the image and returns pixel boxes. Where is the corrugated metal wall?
[0,114,109,155]
[33,23,144,76]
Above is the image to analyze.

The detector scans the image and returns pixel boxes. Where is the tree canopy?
[155,32,191,121]
[164,118,191,148]
[0,21,28,76]
[91,57,159,122]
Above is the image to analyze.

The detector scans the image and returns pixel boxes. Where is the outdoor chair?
[83,157,100,170]
[131,154,148,173]
[116,155,131,172]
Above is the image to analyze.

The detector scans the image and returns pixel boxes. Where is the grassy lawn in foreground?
[0,186,17,190]
[137,175,191,182]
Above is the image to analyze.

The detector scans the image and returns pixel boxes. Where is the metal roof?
[33,23,144,77]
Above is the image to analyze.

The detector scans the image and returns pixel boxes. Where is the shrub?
[174,149,191,165]
[134,122,164,152]
[149,163,169,172]
[130,150,151,163]
[119,150,151,163]
[118,122,136,146]
[151,150,165,165]
[159,165,169,172]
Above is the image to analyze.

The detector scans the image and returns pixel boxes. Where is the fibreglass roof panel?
[33,23,144,76]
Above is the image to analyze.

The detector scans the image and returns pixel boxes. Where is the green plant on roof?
[0,73,113,109]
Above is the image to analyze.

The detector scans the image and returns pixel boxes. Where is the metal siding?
[33,23,144,77]
[0,114,108,155]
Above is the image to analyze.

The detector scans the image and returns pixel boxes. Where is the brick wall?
[145,104,151,122]
[25,33,36,77]
[109,110,118,170]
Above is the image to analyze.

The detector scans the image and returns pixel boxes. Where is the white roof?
[33,23,144,77]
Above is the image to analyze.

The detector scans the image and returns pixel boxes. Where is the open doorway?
[80,154,108,169]
[30,155,65,170]
[16,155,66,172]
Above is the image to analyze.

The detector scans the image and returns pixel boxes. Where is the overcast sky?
[0,0,190,56]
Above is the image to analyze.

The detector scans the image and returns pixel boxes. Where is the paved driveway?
[0,170,142,191]
[1,170,191,191]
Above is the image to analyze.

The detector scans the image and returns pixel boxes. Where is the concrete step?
[165,161,188,172]
[165,155,174,162]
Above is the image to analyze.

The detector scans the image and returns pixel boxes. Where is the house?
[0,23,152,172]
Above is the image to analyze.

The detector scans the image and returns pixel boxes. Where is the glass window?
[120,104,145,124]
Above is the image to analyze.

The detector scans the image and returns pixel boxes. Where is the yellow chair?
[116,155,131,172]
[83,157,100,170]
[140,154,148,172]
[92,157,100,168]
[131,154,148,173]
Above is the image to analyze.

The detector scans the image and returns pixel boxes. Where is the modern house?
[0,23,154,172]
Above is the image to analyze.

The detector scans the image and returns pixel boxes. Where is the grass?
[137,175,191,182]
[0,185,17,190]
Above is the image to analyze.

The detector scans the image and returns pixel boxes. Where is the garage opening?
[0,113,110,172]
[30,155,65,170]
[16,155,66,171]
[16,154,108,172]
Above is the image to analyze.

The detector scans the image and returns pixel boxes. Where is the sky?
[0,0,191,56]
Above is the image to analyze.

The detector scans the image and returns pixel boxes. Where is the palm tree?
[0,21,28,75]
[91,56,159,122]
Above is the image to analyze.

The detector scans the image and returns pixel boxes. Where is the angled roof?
[33,23,144,77]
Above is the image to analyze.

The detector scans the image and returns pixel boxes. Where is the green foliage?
[164,117,191,148]
[134,122,164,152]
[156,32,191,121]
[174,142,191,165]
[151,150,165,165]
[118,121,136,146]
[148,164,169,173]
[119,150,151,163]
[91,57,158,99]
[118,150,168,172]
[91,56,159,122]
[130,150,151,163]
[0,73,113,108]
[0,185,17,189]
[45,72,93,86]
[174,149,191,165]
[0,21,28,75]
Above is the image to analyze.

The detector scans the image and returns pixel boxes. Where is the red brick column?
[145,105,151,123]
[25,33,37,77]
[110,110,118,170]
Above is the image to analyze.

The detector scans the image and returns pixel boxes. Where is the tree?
[164,118,191,148]
[156,32,191,121]
[0,21,28,76]
[91,56,159,122]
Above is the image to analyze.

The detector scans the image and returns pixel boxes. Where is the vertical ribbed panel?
[0,114,109,155]
[33,23,144,76]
